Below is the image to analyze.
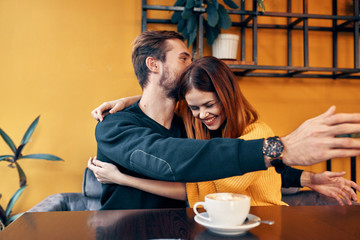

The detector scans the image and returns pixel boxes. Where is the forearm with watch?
[263,136,305,188]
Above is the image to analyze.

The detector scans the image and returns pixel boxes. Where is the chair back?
[82,168,102,198]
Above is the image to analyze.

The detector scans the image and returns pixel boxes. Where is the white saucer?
[194,213,261,236]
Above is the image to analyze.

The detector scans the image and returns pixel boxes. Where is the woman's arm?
[87,157,186,201]
[91,95,141,122]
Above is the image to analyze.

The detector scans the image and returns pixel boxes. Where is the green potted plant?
[171,0,265,47]
[0,116,62,230]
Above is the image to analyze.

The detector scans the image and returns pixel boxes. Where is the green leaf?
[5,185,26,219]
[186,14,197,36]
[185,0,195,9]
[15,162,26,187]
[171,11,182,23]
[0,219,4,231]
[20,116,40,146]
[181,8,193,19]
[181,24,190,41]
[14,143,25,160]
[174,0,186,7]
[205,22,220,46]
[177,18,186,33]
[0,128,17,154]
[0,203,5,225]
[187,26,198,47]
[21,154,63,161]
[194,0,202,7]
[217,4,232,29]
[210,0,219,9]
[7,212,24,225]
[206,4,219,27]
[0,155,14,161]
[223,0,239,9]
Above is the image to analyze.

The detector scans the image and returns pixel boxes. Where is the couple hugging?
[89,30,360,210]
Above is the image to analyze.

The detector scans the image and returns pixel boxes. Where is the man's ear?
[145,57,160,73]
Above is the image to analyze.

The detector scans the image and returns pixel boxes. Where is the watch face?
[264,137,284,158]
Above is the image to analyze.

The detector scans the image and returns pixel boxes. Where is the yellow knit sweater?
[186,121,288,207]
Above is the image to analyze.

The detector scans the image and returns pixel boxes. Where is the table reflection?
[88,208,198,239]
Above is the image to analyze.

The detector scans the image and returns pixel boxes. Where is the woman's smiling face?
[185,88,226,131]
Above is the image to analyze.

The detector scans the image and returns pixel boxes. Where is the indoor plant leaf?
[186,13,197,36]
[0,219,4,231]
[5,185,26,219]
[14,143,25,160]
[0,129,17,154]
[174,0,186,7]
[223,0,239,9]
[0,155,13,162]
[7,212,24,225]
[217,4,232,29]
[181,23,190,41]
[206,3,219,27]
[206,0,219,9]
[20,116,40,146]
[0,198,6,226]
[185,0,195,9]
[177,18,186,33]
[181,8,193,19]
[171,11,182,23]
[204,22,220,46]
[187,26,198,47]
[21,154,63,161]
[15,162,26,187]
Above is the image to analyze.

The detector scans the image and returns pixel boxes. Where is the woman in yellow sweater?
[89,57,358,207]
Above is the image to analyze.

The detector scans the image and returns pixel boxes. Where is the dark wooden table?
[1,206,360,239]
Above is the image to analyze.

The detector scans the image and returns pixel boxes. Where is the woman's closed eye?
[189,106,199,111]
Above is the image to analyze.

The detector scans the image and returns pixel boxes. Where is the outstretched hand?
[281,106,360,166]
[304,171,360,206]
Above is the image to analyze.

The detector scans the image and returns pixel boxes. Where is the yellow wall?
[0,0,359,214]
[0,0,142,213]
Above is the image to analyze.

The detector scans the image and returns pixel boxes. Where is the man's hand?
[301,171,360,205]
[281,106,360,166]
[91,95,141,121]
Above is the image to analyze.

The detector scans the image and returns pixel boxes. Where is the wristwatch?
[263,136,286,173]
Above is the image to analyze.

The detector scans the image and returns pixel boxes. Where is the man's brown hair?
[131,30,185,88]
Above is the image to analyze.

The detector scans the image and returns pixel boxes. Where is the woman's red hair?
[176,56,258,140]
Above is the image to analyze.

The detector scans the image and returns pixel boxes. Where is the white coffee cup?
[193,193,250,226]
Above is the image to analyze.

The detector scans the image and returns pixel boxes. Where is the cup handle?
[193,202,211,222]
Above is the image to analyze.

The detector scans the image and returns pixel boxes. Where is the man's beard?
[159,67,179,100]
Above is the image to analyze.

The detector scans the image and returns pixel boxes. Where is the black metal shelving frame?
[142,0,360,79]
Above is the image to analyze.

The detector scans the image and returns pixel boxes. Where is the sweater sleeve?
[281,166,304,188]
[95,111,266,182]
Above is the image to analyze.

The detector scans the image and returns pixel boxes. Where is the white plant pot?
[212,33,240,60]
